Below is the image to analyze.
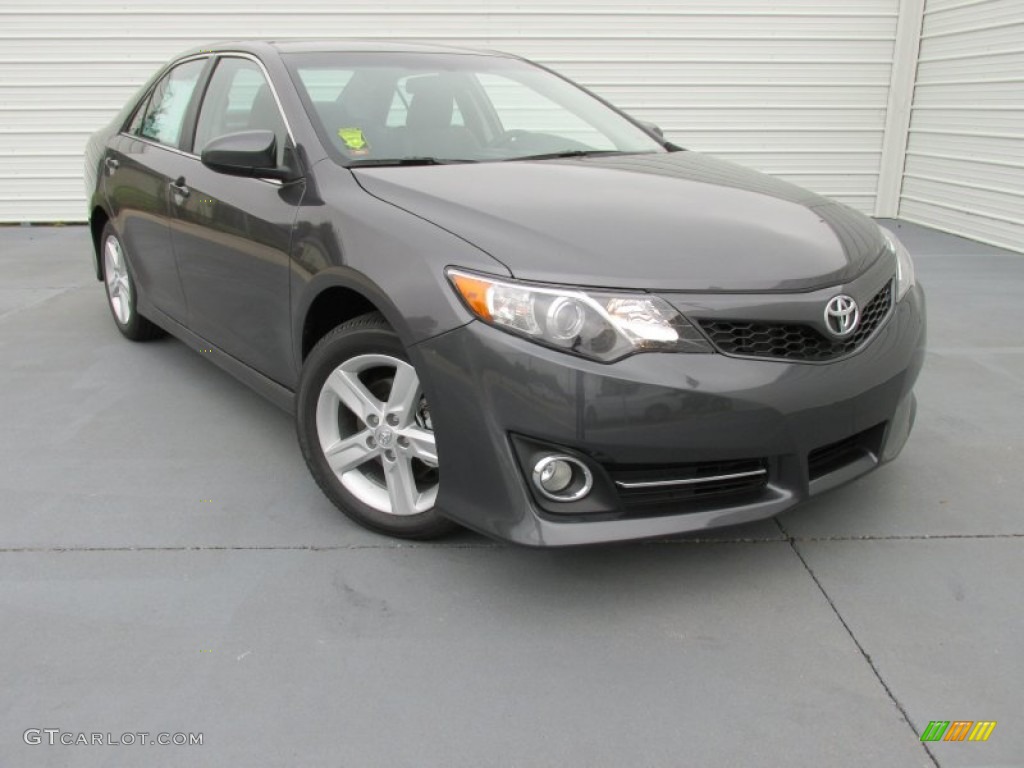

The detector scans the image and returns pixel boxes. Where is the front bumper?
[412,284,926,546]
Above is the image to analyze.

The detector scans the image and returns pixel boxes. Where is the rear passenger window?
[125,95,150,135]
[137,59,206,147]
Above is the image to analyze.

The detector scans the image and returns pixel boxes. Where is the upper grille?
[697,280,894,362]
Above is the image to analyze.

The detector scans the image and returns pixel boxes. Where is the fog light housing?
[532,455,593,502]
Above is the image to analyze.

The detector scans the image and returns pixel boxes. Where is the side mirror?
[200,130,298,181]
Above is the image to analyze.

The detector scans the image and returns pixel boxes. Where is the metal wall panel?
[901,0,1024,251]
[1,0,899,222]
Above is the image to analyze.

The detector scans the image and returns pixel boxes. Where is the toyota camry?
[84,41,926,546]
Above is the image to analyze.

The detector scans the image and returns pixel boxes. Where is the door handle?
[104,156,119,174]
[169,177,190,199]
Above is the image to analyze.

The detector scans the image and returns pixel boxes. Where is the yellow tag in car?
[338,127,368,151]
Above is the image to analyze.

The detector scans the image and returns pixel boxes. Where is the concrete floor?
[0,221,1021,767]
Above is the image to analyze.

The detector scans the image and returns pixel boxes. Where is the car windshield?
[283,51,666,166]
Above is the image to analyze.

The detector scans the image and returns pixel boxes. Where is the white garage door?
[1,0,899,223]
[901,0,1024,252]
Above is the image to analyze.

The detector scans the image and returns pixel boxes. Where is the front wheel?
[296,313,455,539]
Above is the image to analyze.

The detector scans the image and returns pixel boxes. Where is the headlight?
[447,269,711,362]
[883,230,915,301]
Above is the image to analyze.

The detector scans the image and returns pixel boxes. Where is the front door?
[169,56,303,387]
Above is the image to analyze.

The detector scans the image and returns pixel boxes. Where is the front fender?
[289,161,511,374]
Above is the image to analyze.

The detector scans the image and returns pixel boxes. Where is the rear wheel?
[296,313,455,539]
[100,223,163,341]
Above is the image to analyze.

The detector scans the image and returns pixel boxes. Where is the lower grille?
[608,458,769,516]
[697,280,894,362]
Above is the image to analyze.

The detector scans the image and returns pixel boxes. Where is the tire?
[296,312,456,539]
[100,222,164,341]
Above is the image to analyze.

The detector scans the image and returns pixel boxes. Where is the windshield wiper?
[503,149,630,162]
[347,157,477,168]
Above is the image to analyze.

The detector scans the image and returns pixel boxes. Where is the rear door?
[169,55,302,387]
[104,57,209,322]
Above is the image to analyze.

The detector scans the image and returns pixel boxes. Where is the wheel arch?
[296,270,416,368]
[89,206,110,281]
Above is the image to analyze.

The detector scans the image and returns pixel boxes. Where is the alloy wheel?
[315,353,439,516]
[103,234,132,325]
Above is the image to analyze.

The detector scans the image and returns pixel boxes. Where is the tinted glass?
[285,52,663,164]
[138,58,206,147]
[125,94,150,135]
[385,74,465,128]
[194,57,288,163]
[474,72,612,150]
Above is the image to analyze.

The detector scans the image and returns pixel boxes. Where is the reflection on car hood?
[352,151,886,292]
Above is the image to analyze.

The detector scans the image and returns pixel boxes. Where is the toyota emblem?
[825,295,859,337]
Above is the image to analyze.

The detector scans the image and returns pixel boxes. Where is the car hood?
[352,151,886,292]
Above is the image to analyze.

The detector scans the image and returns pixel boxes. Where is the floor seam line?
[1,532,1021,553]
[776,519,940,768]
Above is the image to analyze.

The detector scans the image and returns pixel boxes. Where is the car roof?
[183,40,511,58]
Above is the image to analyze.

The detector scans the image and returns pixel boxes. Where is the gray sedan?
[84,41,925,546]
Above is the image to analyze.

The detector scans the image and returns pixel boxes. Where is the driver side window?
[194,57,288,165]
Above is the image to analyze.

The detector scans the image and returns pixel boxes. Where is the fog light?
[531,455,593,502]
[539,459,573,492]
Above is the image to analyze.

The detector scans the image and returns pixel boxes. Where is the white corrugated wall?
[899,0,1024,252]
[0,0,901,224]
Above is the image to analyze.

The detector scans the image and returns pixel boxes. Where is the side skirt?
[140,299,296,415]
